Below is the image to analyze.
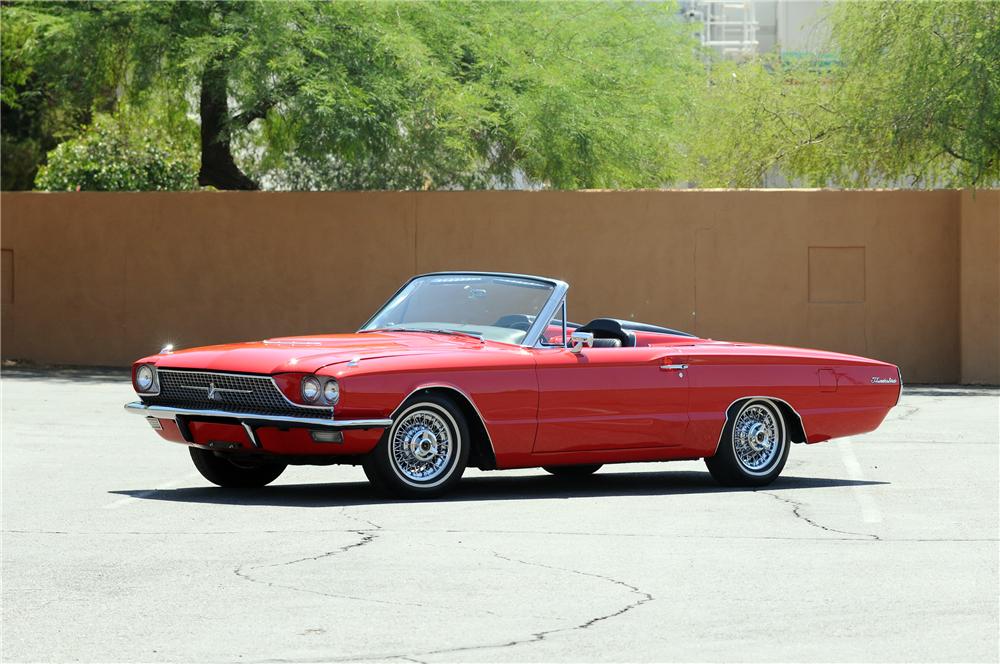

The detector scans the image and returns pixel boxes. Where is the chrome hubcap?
[733,404,781,472]
[391,409,453,482]
[411,430,439,461]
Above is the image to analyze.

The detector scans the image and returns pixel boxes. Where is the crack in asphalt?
[231,509,427,610]
[254,530,379,570]
[230,511,511,622]
[318,547,655,663]
[890,405,921,421]
[255,511,382,570]
[758,490,881,540]
[489,549,655,633]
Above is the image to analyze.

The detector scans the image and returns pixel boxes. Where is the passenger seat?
[576,318,637,347]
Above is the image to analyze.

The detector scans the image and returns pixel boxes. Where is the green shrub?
[35,114,197,191]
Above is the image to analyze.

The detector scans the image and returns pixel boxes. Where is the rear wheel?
[363,394,469,498]
[543,464,603,478]
[189,448,286,488]
[705,399,789,487]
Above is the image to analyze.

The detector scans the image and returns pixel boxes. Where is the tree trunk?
[198,60,258,190]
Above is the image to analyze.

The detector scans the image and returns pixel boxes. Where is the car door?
[531,345,689,453]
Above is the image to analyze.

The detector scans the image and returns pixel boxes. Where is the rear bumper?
[124,401,391,430]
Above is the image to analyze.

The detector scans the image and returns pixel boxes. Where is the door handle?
[660,364,688,371]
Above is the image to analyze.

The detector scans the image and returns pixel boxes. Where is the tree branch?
[231,102,272,128]
[943,143,974,164]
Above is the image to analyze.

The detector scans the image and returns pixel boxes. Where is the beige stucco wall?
[960,190,1000,384]
[1,189,995,383]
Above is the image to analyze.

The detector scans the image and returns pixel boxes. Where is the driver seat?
[576,318,636,347]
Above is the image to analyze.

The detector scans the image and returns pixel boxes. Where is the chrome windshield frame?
[359,271,569,348]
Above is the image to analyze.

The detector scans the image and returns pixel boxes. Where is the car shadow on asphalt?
[108,470,888,508]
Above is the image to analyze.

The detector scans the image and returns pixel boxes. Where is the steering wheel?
[493,314,533,332]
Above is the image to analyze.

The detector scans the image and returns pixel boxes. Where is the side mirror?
[569,331,594,354]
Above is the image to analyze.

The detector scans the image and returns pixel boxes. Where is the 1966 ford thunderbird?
[126,272,901,497]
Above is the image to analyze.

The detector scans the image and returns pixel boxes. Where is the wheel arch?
[392,385,497,470]
[710,396,808,457]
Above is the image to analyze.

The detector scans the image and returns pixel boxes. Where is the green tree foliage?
[1,6,96,189]
[688,0,1000,188]
[825,0,1000,187]
[3,0,701,191]
[35,109,198,191]
[680,57,830,187]
[7,1,997,191]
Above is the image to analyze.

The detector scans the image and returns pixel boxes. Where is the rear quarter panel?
[679,344,900,456]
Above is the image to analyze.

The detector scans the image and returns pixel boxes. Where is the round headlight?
[323,379,340,405]
[301,376,321,402]
[136,365,155,392]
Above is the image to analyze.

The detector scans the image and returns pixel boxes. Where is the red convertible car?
[126,272,901,497]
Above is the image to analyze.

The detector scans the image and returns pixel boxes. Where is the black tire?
[543,464,603,478]
[705,399,789,487]
[363,394,470,498]
[362,462,379,485]
[189,448,287,488]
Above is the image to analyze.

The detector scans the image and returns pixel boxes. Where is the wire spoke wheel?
[365,395,470,498]
[705,398,790,487]
[732,403,782,474]
[390,408,455,484]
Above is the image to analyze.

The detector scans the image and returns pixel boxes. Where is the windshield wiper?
[366,327,485,341]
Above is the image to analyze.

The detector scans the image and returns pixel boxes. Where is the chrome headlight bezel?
[323,378,340,406]
[300,375,339,406]
[301,376,322,403]
[135,364,159,395]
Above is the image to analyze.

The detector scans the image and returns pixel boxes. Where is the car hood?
[150,332,485,375]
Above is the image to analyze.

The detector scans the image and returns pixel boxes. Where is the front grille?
[143,370,326,417]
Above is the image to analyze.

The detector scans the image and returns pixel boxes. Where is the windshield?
[361,274,556,345]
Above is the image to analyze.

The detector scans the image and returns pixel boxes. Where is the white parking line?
[839,437,883,523]
[102,472,201,510]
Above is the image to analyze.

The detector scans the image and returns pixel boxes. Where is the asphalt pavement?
[2,367,998,663]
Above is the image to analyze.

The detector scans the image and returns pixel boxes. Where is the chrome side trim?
[124,402,391,429]
[391,384,498,462]
[710,396,809,456]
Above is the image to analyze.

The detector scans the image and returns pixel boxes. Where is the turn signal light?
[311,431,344,443]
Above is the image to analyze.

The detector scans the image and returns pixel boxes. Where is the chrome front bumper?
[123,401,392,430]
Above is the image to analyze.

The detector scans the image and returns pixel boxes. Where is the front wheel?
[189,448,286,488]
[363,394,469,498]
[705,399,789,487]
